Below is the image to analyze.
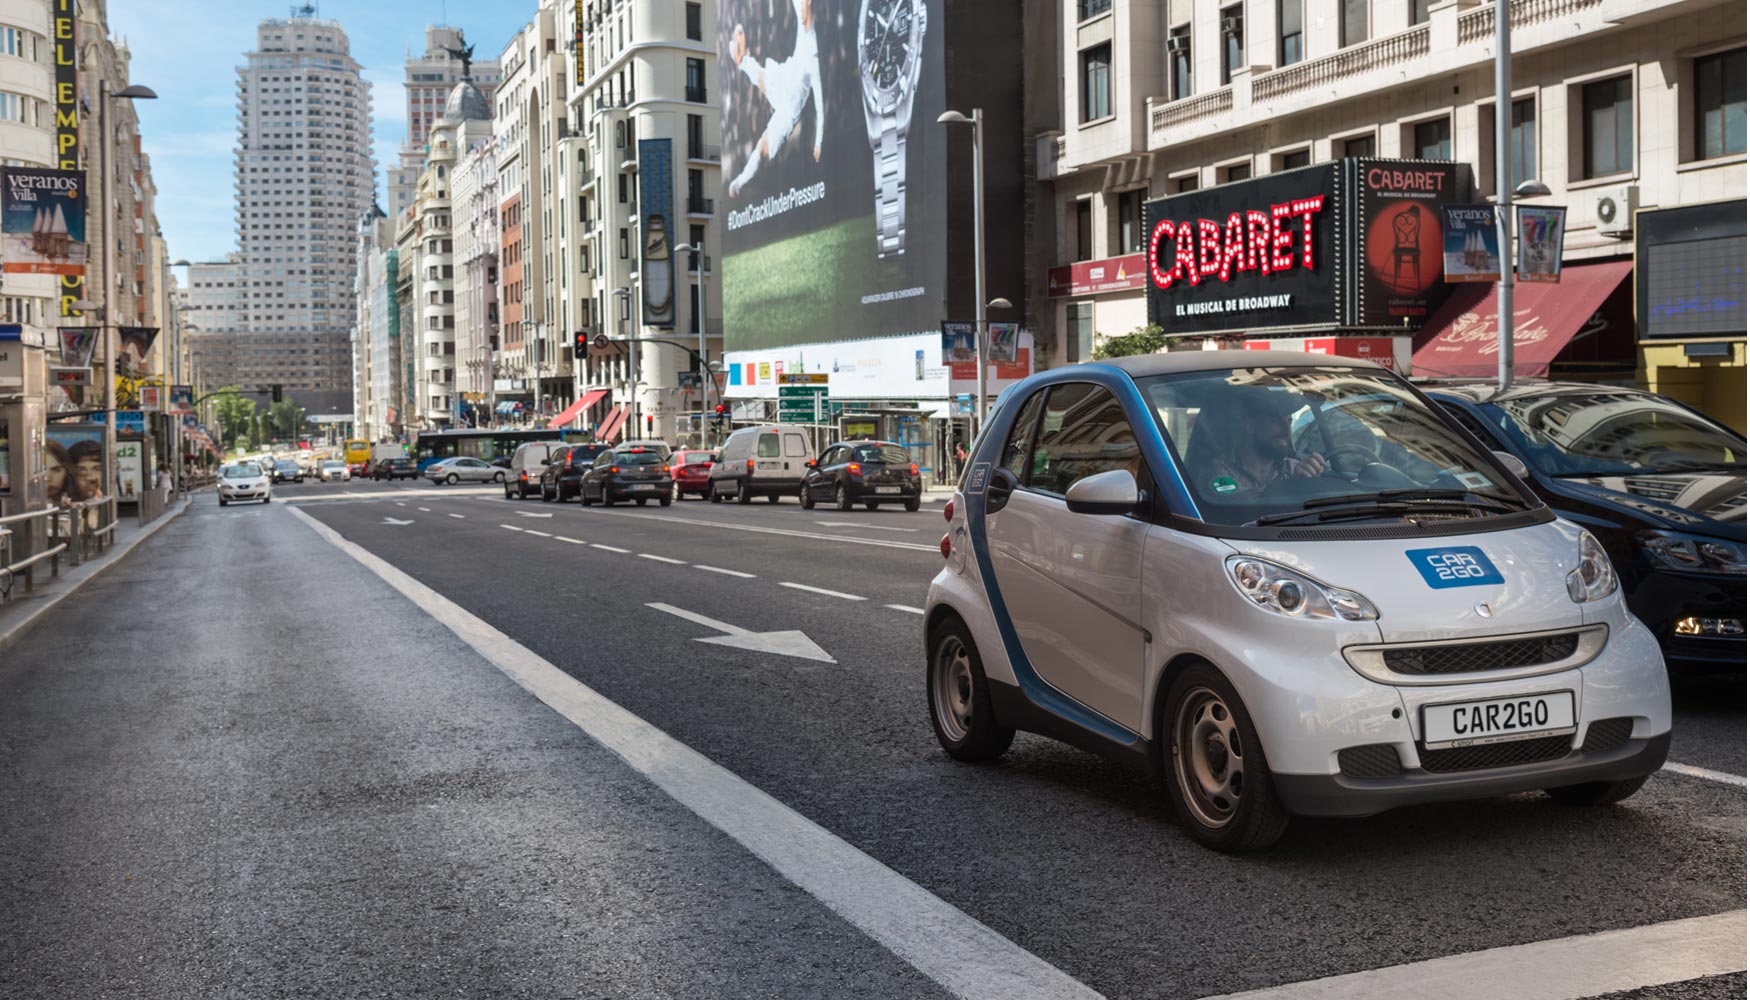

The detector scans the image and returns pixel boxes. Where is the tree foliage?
[270,398,306,440]
[211,388,258,449]
[1091,324,1169,361]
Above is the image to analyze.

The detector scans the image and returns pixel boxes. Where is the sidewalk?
[0,495,193,655]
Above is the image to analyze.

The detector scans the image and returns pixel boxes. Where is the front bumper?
[220,486,268,500]
[1627,568,1746,671]
[1274,731,1670,818]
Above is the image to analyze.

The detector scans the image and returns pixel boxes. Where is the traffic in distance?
[250,359,1743,852]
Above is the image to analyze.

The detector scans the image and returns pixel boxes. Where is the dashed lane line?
[556,536,586,545]
[577,506,938,553]
[695,565,755,578]
[418,507,431,512]
[523,530,553,538]
[500,524,523,532]
[449,513,466,519]
[289,504,1103,1000]
[780,582,867,602]
[1662,761,1748,787]
[639,553,688,564]
[592,543,630,553]
[886,604,926,615]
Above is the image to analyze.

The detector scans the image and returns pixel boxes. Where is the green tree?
[211,389,259,450]
[270,398,306,440]
[1091,323,1169,360]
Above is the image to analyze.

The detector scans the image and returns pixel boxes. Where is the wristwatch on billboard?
[858,0,927,259]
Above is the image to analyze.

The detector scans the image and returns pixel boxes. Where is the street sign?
[778,383,829,424]
[778,372,828,385]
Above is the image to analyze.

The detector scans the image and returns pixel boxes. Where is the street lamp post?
[674,240,707,447]
[937,109,989,428]
[613,288,636,439]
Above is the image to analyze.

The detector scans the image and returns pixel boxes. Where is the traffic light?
[271,384,283,403]
[572,330,588,359]
[713,403,726,426]
[645,414,654,433]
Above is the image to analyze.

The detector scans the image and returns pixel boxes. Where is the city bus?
[411,428,591,471]
[344,439,372,472]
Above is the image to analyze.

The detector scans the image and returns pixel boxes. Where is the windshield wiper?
[1303,488,1525,513]
[1251,500,1489,527]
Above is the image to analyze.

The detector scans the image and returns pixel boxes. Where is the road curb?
[0,498,192,657]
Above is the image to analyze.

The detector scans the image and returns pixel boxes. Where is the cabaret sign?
[1147,196,1325,288]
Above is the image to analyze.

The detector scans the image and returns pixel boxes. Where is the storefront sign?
[1516,206,1566,284]
[51,0,82,318]
[1442,205,1500,282]
[1047,253,1148,298]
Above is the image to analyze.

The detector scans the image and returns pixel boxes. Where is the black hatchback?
[540,443,610,501]
[799,440,922,512]
[1423,380,1745,673]
[579,447,672,507]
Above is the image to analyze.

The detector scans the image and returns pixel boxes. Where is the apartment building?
[1040,0,1744,425]
[452,136,501,417]
[387,25,503,224]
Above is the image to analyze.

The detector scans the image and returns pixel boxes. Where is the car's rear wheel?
[904,498,921,512]
[603,490,618,507]
[736,480,752,504]
[927,618,1014,762]
[834,483,851,512]
[799,484,815,510]
[1164,664,1289,852]
[659,495,672,507]
[1544,776,1648,806]
[540,483,553,502]
[671,480,683,502]
[493,472,505,483]
[579,485,595,506]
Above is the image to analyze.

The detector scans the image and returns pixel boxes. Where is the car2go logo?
[1405,546,1505,589]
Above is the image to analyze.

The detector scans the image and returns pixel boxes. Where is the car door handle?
[985,467,1018,514]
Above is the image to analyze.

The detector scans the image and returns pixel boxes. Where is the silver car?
[425,457,505,485]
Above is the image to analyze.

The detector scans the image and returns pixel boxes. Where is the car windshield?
[222,465,258,479]
[853,444,909,465]
[1138,366,1524,527]
[615,451,664,466]
[276,462,298,471]
[1476,391,1745,477]
[323,462,343,469]
[679,451,715,464]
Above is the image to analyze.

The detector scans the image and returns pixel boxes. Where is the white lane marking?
[500,524,524,532]
[579,507,937,552]
[449,513,466,519]
[556,536,586,545]
[646,602,835,663]
[1199,909,1745,1000]
[886,604,926,615]
[523,530,553,538]
[417,507,431,512]
[395,502,407,507]
[695,564,755,578]
[516,511,555,519]
[592,543,630,553]
[1662,761,1748,787]
[815,520,921,533]
[781,581,867,602]
[290,504,1098,1000]
[382,517,414,525]
[639,553,687,564]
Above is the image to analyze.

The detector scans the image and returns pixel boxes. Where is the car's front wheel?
[1163,664,1289,852]
[1544,776,1648,806]
[799,484,815,510]
[927,618,1014,762]
[904,498,921,512]
[709,482,724,503]
[493,472,505,483]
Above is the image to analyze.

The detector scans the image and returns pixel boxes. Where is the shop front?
[1635,201,1745,434]
[1411,260,1637,383]
[1048,252,1149,365]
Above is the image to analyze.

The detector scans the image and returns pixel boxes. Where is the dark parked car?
[272,459,304,484]
[668,450,717,500]
[1422,379,1745,673]
[371,457,418,481]
[579,447,672,507]
[799,440,922,512]
[540,443,610,501]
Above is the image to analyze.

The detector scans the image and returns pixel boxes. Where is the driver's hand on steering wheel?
[1290,452,1328,478]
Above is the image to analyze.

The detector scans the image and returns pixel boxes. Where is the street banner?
[637,138,676,328]
[118,326,159,371]
[941,322,976,364]
[169,385,194,415]
[139,385,162,412]
[1441,204,1500,282]
[1517,205,1566,284]
[988,323,1020,364]
[114,410,145,440]
[58,326,97,368]
[1,167,87,276]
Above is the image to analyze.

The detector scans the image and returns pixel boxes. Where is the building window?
[687,113,704,158]
[1341,0,1367,46]
[1343,134,1375,158]
[1695,48,1746,159]
[1220,6,1243,85]
[1508,97,1537,190]
[685,58,706,103]
[1279,0,1302,66]
[1582,75,1633,177]
[1174,173,1199,193]
[1074,199,1093,261]
[686,2,703,40]
[1225,162,1251,182]
[1410,0,1435,23]
[1066,303,1093,363]
[617,172,627,204]
[1116,189,1144,253]
[1280,149,1311,170]
[1081,44,1112,122]
[1168,26,1192,101]
[619,227,629,258]
[1414,117,1451,160]
[1079,0,1111,19]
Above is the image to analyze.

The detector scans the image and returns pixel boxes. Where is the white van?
[504,439,569,499]
[708,426,812,503]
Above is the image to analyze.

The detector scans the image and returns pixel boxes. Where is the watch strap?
[873,125,906,257]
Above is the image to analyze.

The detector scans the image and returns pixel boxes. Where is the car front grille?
[1382,632,1580,676]
[1579,717,1634,753]
[1419,734,1573,773]
[1338,744,1403,778]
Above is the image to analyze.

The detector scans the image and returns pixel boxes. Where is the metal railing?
[687,196,715,215]
[0,497,118,603]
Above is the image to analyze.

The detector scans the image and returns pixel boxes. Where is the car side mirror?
[805,459,816,468]
[1491,450,1530,479]
[1065,469,1141,516]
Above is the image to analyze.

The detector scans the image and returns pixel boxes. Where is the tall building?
[179,255,248,387]
[387,26,502,224]
[452,134,500,420]
[234,10,374,410]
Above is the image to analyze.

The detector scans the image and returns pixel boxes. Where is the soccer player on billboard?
[727,0,824,198]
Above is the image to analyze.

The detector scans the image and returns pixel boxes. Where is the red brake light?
[944,499,954,522]
[847,462,862,475]
[940,533,952,559]
[910,463,920,476]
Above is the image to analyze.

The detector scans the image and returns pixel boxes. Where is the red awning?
[1412,260,1634,378]
[596,405,629,443]
[547,389,609,429]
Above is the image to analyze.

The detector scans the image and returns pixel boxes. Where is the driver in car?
[1201,394,1327,495]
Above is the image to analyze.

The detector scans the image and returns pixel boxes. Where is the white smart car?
[925,351,1671,851]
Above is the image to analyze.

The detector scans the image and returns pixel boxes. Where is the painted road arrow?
[383,517,414,525]
[646,602,835,663]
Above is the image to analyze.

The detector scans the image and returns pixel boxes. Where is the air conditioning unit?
[1220,14,1243,34]
[1592,184,1639,239]
[1166,35,1189,53]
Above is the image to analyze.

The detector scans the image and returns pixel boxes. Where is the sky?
[109,1,537,264]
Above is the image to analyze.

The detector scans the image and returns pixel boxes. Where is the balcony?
[685,87,707,104]
[687,144,722,162]
[686,196,715,216]
[1250,23,1429,105]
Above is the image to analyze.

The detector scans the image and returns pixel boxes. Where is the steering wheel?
[1319,443,1379,477]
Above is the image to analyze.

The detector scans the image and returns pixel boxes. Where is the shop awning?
[494,401,525,415]
[1412,260,1634,378]
[547,389,608,429]
[596,405,629,443]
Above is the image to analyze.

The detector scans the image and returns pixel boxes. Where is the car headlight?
[1225,555,1378,621]
[1636,530,1746,575]
[1566,531,1619,603]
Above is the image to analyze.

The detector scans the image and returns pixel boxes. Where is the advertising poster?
[51,0,84,315]
[1356,160,1465,326]
[139,385,162,412]
[1441,204,1500,282]
[987,322,1019,363]
[0,417,9,493]
[1,168,88,276]
[940,321,976,364]
[58,327,96,368]
[718,0,947,350]
[44,424,104,503]
[169,385,194,415]
[1517,205,1566,284]
[49,382,84,413]
[118,326,159,372]
[114,410,146,440]
[114,438,144,502]
[637,138,677,328]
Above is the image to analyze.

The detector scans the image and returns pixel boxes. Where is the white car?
[426,457,505,485]
[217,462,271,506]
[925,351,1671,851]
[318,460,350,482]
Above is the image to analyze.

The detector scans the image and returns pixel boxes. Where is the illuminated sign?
[52,0,82,320]
[1147,197,1325,289]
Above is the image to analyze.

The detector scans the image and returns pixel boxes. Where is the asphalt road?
[1,476,1742,999]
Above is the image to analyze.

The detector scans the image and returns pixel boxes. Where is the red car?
[669,450,718,500]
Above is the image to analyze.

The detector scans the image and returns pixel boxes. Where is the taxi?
[924,351,1671,851]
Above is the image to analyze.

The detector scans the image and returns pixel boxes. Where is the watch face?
[861,0,916,99]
